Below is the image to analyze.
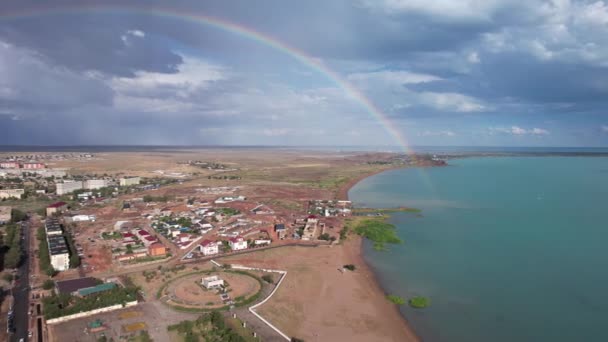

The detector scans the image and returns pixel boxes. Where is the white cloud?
[601,125,608,133]
[480,1,608,66]
[0,40,112,113]
[467,52,481,64]
[121,29,146,45]
[358,0,504,22]
[110,55,226,112]
[531,127,550,135]
[262,128,292,136]
[348,70,442,85]
[419,92,486,112]
[127,30,145,38]
[418,130,456,137]
[490,126,550,135]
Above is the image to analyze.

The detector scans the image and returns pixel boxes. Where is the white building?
[229,237,247,251]
[201,275,224,289]
[199,240,219,256]
[56,180,83,195]
[68,214,96,222]
[84,179,108,190]
[0,189,25,199]
[119,177,141,186]
[46,219,70,271]
[254,239,271,246]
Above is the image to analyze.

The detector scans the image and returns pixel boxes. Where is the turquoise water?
[349,157,608,342]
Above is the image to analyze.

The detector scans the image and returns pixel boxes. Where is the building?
[199,240,219,256]
[229,237,247,251]
[119,177,140,186]
[274,223,287,239]
[201,275,224,289]
[66,214,95,222]
[56,180,83,195]
[0,162,19,169]
[45,218,63,236]
[21,162,45,169]
[45,218,70,271]
[77,282,116,297]
[84,179,108,190]
[141,235,158,247]
[56,277,100,295]
[48,235,70,271]
[0,189,25,199]
[148,243,167,257]
[46,202,68,216]
[0,206,11,224]
[254,239,271,246]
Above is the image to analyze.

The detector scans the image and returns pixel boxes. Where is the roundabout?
[159,271,262,311]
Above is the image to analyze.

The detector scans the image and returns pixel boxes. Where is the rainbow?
[1,4,415,154]
[2,4,438,197]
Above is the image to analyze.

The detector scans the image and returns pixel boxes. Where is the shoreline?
[343,167,421,341]
[337,166,403,200]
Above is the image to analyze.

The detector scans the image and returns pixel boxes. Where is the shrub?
[386,295,405,305]
[318,233,331,241]
[408,296,430,309]
[343,264,356,271]
[42,279,55,290]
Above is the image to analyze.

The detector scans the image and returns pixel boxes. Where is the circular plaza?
[161,271,262,310]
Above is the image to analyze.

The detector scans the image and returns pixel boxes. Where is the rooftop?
[56,277,100,294]
[78,282,116,296]
[48,201,67,208]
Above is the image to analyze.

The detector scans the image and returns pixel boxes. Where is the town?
[1,151,399,342]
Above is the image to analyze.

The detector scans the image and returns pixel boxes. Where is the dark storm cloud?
[1,0,608,146]
[0,7,182,76]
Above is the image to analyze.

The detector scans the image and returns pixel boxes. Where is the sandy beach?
[221,237,418,341]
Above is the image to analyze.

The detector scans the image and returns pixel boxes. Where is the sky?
[1,0,608,147]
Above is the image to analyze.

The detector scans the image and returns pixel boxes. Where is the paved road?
[10,220,31,342]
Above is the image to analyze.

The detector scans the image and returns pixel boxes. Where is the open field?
[220,237,419,342]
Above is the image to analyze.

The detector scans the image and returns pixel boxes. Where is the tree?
[43,279,55,290]
[318,233,331,241]
[10,209,27,223]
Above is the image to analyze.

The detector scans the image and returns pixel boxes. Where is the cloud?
[110,55,226,112]
[602,125,608,133]
[357,0,506,22]
[262,128,292,137]
[0,40,113,114]
[490,126,550,136]
[121,29,146,45]
[418,92,486,112]
[347,70,442,85]
[467,52,481,64]
[418,130,456,137]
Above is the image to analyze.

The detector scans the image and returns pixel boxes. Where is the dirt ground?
[221,237,419,342]
[48,301,199,342]
[166,272,260,309]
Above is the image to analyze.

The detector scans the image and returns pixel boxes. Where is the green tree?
[42,279,55,290]
[10,209,27,223]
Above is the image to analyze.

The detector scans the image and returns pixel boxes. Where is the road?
[10,220,31,342]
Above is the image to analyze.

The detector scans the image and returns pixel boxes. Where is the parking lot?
[48,301,200,342]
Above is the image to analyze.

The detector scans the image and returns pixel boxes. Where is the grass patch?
[408,296,430,309]
[352,218,402,251]
[386,295,405,305]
